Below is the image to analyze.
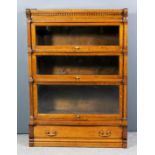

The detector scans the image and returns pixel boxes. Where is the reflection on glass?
[37,56,119,75]
[36,26,119,46]
[38,85,119,114]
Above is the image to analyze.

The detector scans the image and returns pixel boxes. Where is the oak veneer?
[26,9,128,148]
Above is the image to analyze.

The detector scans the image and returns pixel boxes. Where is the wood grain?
[26,8,128,148]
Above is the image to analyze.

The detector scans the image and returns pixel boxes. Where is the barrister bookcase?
[26,9,128,148]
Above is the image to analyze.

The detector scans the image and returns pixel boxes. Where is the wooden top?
[26,9,128,23]
[26,9,128,17]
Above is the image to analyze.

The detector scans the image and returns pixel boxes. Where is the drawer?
[34,126,122,139]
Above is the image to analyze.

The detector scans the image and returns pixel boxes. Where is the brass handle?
[98,130,111,137]
[74,46,80,51]
[76,114,80,119]
[75,76,80,80]
[46,131,57,137]
[75,46,80,49]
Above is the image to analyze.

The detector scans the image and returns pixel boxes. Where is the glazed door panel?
[37,56,119,75]
[36,26,119,46]
[33,84,123,120]
[31,23,123,51]
[32,54,123,82]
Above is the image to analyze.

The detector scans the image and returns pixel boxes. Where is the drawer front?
[34,126,122,139]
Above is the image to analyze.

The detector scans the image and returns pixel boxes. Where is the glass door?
[33,84,123,120]
[37,56,119,75]
[31,23,123,51]
[32,54,123,82]
[36,26,119,46]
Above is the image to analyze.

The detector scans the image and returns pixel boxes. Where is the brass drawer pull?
[75,76,80,80]
[74,46,80,51]
[46,131,57,137]
[75,46,80,49]
[76,114,80,119]
[98,130,111,137]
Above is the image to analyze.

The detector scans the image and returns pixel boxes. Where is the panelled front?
[32,53,123,83]
[31,23,124,52]
[34,126,122,139]
[27,9,128,147]
[33,84,123,120]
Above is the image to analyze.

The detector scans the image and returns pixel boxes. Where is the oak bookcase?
[26,9,128,148]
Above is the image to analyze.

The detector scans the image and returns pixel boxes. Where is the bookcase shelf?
[26,8,128,148]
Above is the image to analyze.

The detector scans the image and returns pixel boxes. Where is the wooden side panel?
[26,11,35,146]
[122,9,128,148]
[122,126,127,148]
[123,11,128,120]
[26,9,34,126]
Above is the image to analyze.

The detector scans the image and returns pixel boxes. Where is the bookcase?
[26,9,128,148]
